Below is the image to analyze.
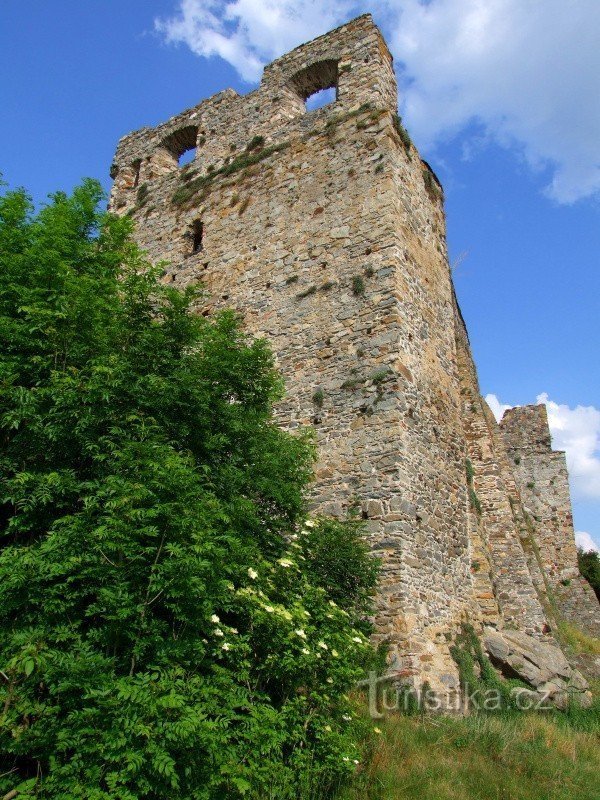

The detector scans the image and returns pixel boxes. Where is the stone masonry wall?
[109,14,597,691]
[500,405,600,637]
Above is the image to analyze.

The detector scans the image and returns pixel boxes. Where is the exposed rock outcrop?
[484,628,592,708]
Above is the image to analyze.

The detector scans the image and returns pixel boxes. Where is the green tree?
[578,547,600,602]
[0,180,378,799]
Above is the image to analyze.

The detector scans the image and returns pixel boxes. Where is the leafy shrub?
[246,135,265,151]
[299,518,380,635]
[312,388,325,408]
[422,167,441,201]
[352,275,365,296]
[0,180,378,799]
[392,114,412,153]
[577,547,600,601]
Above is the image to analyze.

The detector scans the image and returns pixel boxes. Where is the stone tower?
[109,15,599,696]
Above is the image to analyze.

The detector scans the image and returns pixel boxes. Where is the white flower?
[248,568,258,580]
[222,642,230,651]
[301,648,310,655]
[352,636,362,643]
[295,629,307,639]
[264,605,274,613]
[214,629,224,637]
[353,759,359,765]
[229,628,238,634]
[342,714,352,721]
[210,614,220,624]
[278,558,293,568]
[342,757,349,762]
[326,677,334,684]
[317,641,328,650]
[290,533,298,540]
[304,520,316,528]
[331,649,339,657]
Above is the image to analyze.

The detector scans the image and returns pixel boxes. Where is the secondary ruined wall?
[109,14,597,690]
[500,406,600,637]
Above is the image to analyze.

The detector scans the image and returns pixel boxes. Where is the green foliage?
[246,135,265,152]
[465,457,475,484]
[370,368,391,386]
[339,705,600,800]
[172,142,289,206]
[296,284,317,299]
[450,625,525,711]
[312,388,325,409]
[0,180,378,799]
[351,275,365,296]
[136,182,149,207]
[299,518,380,636]
[422,167,441,201]
[577,547,600,601]
[469,486,482,516]
[392,114,412,154]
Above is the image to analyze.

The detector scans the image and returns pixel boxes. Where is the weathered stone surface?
[484,628,591,707]
[108,14,599,694]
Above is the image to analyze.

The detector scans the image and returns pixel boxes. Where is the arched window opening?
[160,125,199,169]
[179,148,196,167]
[289,59,339,112]
[306,87,337,111]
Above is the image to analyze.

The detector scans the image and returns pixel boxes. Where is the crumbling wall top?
[500,404,554,453]
[109,14,397,202]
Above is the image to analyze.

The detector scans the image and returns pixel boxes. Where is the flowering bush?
[0,181,378,799]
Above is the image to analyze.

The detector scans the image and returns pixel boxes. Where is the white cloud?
[485,393,512,423]
[487,391,600,503]
[537,393,600,502]
[156,0,600,203]
[576,531,599,553]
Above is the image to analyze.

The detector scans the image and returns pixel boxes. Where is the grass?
[422,167,441,202]
[557,620,600,656]
[392,113,412,154]
[337,707,600,800]
[172,141,289,206]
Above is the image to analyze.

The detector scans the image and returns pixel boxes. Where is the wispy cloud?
[576,531,599,553]
[156,0,600,203]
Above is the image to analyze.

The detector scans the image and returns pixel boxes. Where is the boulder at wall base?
[483,627,592,708]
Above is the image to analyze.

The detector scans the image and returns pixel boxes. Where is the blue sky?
[1,1,599,548]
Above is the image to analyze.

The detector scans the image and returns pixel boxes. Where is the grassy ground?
[338,704,600,800]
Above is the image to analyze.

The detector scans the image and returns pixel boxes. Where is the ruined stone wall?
[454,309,549,637]
[109,14,597,691]
[110,15,475,692]
[500,405,600,637]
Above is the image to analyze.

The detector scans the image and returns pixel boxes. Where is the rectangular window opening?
[191,220,203,254]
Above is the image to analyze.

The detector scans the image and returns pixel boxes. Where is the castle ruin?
[109,15,599,699]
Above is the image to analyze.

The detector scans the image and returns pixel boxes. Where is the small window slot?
[190,220,203,255]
